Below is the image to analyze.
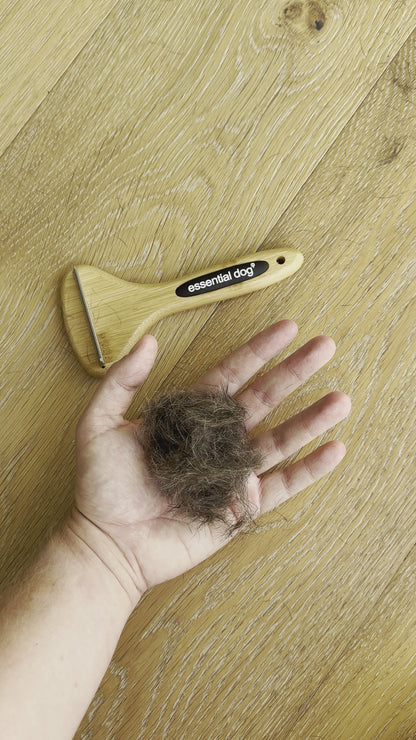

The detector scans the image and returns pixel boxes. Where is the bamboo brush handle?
[159,248,303,308]
[61,248,303,377]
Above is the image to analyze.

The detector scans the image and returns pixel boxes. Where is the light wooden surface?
[1,1,415,738]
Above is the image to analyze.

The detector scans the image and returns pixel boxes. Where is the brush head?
[61,265,158,377]
[139,388,263,536]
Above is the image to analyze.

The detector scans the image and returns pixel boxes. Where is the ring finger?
[253,391,351,474]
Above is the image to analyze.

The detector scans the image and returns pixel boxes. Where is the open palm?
[73,320,350,596]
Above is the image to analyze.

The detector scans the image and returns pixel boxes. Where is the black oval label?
[175,260,269,298]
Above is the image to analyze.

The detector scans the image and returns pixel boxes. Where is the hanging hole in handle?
[277,256,286,264]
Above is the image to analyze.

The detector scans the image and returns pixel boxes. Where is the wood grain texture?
[0,0,118,157]
[0,0,416,738]
[292,544,416,738]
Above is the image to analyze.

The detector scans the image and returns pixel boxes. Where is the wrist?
[63,508,146,614]
[0,511,143,739]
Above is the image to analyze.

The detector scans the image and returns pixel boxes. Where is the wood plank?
[0,0,118,156]
[289,545,416,738]
[0,1,415,738]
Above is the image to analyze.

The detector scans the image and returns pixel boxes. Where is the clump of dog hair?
[140,388,263,537]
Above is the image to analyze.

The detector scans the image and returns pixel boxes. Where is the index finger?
[194,320,298,395]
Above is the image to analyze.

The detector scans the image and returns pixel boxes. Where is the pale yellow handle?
[61,248,303,377]
[155,248,303,313]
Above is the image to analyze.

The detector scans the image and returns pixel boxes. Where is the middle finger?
[239,335,336,431]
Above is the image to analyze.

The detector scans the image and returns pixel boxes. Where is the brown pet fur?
[140,388,263,537]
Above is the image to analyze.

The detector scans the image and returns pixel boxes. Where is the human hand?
[70,321,350,606]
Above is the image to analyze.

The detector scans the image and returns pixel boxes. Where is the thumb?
[79,335,158,433]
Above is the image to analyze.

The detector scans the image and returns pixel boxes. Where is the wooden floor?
[1,1,416,737]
